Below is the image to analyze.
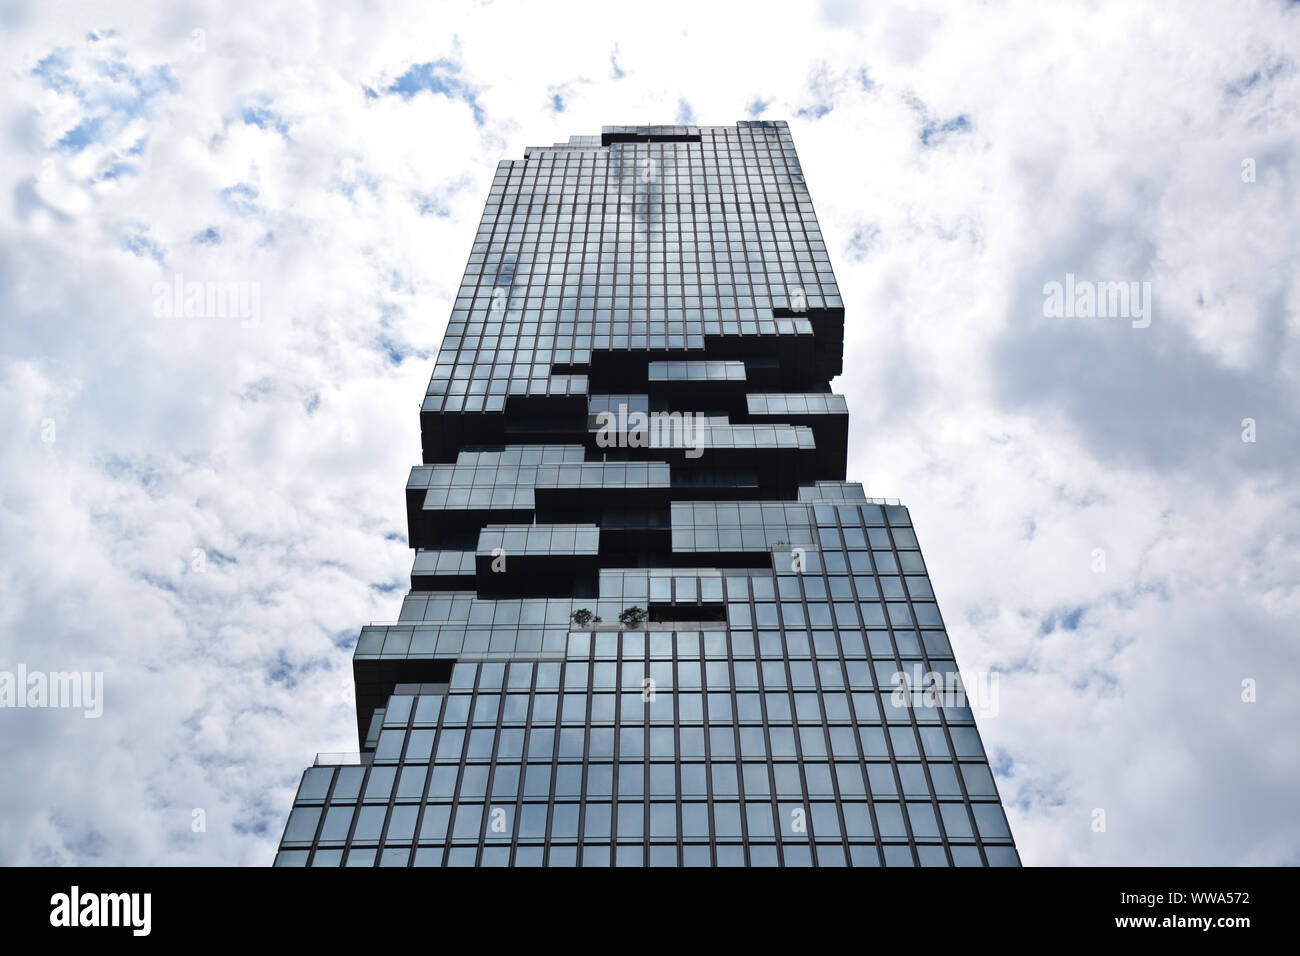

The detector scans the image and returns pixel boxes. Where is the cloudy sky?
[2,0,1297,866]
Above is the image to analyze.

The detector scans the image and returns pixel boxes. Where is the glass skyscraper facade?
[275,121,1019,867]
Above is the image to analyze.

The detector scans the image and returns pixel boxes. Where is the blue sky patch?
[920,113,970,146]
[377,59,485,125]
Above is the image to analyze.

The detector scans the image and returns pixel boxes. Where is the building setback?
[276,121,1019,867]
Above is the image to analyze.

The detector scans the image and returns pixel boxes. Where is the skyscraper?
[275,121,1019,867]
